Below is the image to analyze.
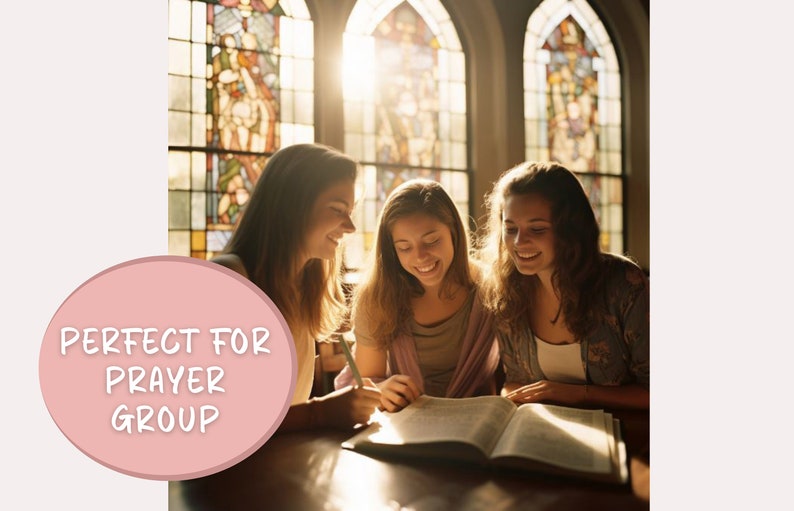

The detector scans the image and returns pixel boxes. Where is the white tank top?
[535,335,586,384]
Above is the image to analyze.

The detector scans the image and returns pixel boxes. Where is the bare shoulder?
[211,253,250,279]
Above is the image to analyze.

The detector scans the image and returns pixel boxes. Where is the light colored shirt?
[356,290,475,397]
[335,287,500,399]
[411,291,474,396]
[292,331,315,405]
[498,253,650,389]
[535,336,586,384]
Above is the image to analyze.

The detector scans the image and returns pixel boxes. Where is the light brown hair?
[352,179,474,350]
[223,143,358,341]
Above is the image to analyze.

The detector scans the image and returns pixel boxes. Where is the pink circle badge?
[38,256,296,480]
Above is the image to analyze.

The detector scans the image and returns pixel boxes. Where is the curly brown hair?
[477,161,605,340]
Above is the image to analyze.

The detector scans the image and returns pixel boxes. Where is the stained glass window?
[524,0,623,254]
[343,0,468,270]
[168,0,314,259]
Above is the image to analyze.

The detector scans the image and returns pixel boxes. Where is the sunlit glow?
[532,405,611,461]
[328,455,394,509]
[342,34,376,103]
[331,415,397,510]
[366,409,405,444]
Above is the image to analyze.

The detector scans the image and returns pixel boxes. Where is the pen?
[338,336,364,387]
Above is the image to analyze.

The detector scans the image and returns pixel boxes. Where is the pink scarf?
[334,295,500,397]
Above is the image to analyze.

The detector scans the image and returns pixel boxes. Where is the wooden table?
[170,409,649,510]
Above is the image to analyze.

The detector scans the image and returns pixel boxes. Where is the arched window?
[524,0,623,254]
[342,0,468,270]
[168,0,314,259]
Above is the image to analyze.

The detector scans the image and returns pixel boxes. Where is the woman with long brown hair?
[336,179,499,412]
[478,161,649,409]
[214,143,381,430]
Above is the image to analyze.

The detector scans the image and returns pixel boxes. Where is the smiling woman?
[211,143,381,432]
[477,161,649,411]
[303,180,357,262]
[334,179,500,411]
[391,212,456,292]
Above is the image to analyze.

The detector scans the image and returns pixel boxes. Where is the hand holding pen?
[338,336,418,414]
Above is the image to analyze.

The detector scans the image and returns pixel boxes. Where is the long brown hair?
[478,161,604,340]
[353,179,473,350]
[223,143,358,341]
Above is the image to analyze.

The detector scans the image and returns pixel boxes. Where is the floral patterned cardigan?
[498,253,650,389]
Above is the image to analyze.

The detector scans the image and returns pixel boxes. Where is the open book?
[342,395,628,484]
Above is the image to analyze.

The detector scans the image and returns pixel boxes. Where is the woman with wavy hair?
[478,161,649,409]
[213,143,381,430]
[335,179,500,412]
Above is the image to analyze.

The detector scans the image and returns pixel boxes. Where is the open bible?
[342,395,628,484]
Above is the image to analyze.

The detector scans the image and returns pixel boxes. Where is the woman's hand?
[314,379,382,429]
[376,374,422,412]
[504,380,586,406]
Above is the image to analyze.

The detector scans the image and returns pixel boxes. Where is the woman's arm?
[503,380,649,409]
[504,261,651,410]
[501,381,523,397]
[355,342,388,379]
[277,383,382,432]
[356,343,421,412]
[582,382,648,409]
[622,264,650,390]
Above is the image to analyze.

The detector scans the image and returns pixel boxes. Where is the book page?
[611,417,629,484]
[361,395,516,454]
[490,404,612,474]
